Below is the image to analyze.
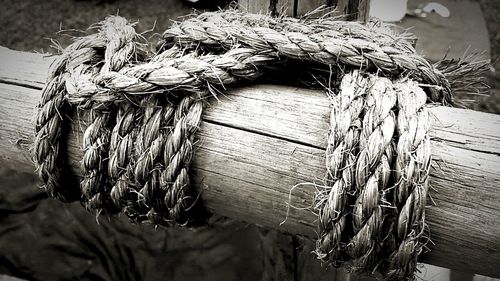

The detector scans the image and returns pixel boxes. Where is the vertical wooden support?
[239,0,370,21]
[350,0,371,21]
[238,0,294,16]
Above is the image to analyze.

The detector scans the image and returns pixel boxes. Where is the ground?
[472,0,500,113]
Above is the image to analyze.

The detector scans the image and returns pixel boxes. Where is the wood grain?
[1,48,499,278]
[237,0,370,20]
[295,0,325,17]
[241,0,371,20]
[238,0,294,16]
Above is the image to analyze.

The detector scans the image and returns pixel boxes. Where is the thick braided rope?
[161,96,203,224]
[80,17,142,213]
[316,70,369,265]
[161,10,451,104]
[108,104,138,213]
[34,31,107,201]
[33,12,485,280]
[132,96,175,223]
[81,110,112,211]
[108,46,183,214]
[95,48,272,95]
[160,10,416,52]
[60,47,275,107]
[103,17,148,212]
[111,97,154,221]
[386,80,431,280]
[315,72,430,279]
[60,12,472,107]
[109,45,199,224]
[347,76,396,270]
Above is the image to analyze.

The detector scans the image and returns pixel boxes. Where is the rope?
[348,76,397,270]
[314,72,431,279]
[33,10,488,280]
[160,10,451,104]
[316,70,369,266]
[387,80,431,279]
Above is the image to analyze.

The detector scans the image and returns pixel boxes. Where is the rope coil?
[33,10,488,280]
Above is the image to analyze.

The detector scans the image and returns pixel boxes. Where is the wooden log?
[0,47,499,278]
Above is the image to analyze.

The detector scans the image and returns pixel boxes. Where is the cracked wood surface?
[0,47,499,278]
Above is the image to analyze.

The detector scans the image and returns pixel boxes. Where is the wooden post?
[238,0,294,16]
[1,47,499,278]
[238,0,370,20]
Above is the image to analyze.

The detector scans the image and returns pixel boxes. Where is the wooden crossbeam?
[0,47,499,278]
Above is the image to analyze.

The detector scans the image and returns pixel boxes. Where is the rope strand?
[386,80,431,280]
[316,70,370,265]
[347,77,397,271]
[161,10,451,104]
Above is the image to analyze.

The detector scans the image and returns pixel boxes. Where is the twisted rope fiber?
[348,75,397,270]
[316,70,369,266]
[131,96,175,223]
[33,10,487,280]
[161,10,453,104]
[77,17,144,213]
[108,103,139,211]
[386,80,432,280]
[120,48,181,222]
[34,18,131,202]
[314,73,430,279]
[159,10,417,53]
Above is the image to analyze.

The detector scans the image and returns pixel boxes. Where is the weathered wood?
[295,0,327,17]
[238,0,369,20]
[354,0,370,22]
[238,0,294,16]
[0,48,499,278]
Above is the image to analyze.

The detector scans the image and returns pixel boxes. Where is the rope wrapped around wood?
[32,10,488,280]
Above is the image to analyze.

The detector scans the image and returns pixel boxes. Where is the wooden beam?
[0,47,499,278]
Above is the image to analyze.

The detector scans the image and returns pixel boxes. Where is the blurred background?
[0,0,498,280]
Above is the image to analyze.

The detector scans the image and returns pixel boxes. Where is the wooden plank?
[204,85,330,148]
[1,48,500,278]
[0,46,51,89]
